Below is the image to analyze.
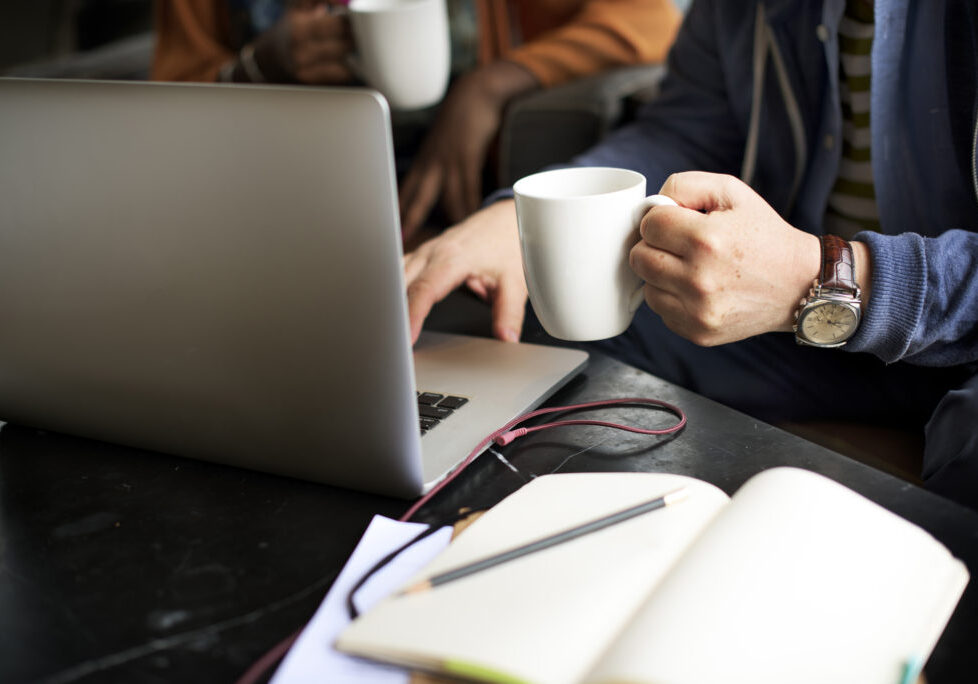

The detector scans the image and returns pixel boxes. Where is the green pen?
[898,655,923,684]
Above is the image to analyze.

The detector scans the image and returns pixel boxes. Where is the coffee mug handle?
[629,193,679,312]
[640,194,679,210]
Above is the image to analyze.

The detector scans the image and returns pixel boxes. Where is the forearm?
[461,60,540,116]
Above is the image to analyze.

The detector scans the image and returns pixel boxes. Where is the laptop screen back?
[0,79,426,495]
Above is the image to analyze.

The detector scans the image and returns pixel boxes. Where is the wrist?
[226,42,281,83]
[781,232,822,331]
[463,60,540,112]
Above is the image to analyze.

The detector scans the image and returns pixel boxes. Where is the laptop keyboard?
[417,391,468,435]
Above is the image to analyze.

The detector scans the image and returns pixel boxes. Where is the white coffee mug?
[348,0,451,111]
[513,167,677,341]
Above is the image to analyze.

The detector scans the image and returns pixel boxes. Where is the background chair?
[496,62,666,187]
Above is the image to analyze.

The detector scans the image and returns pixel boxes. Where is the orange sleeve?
[151,0,233,82]
[504,0,682,88]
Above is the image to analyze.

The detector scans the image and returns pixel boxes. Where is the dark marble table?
[2,299,976,683]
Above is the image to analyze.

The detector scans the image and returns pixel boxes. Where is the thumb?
[658,171,743,214]
[486,276,527,343]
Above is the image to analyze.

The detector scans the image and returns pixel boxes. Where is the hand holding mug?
[288,4,356,84]
[248,4,355,84]
[514,167,677,341]
[234,0,449,103]
[631,172,825,346]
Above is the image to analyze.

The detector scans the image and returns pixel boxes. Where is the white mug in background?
[513,167,677,341]
[347,0,450,110]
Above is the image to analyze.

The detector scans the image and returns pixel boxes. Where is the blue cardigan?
[573,0,978,367]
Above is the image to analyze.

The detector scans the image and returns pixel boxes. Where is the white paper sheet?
[271,515,453,684]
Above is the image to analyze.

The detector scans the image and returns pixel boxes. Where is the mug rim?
[349,0,439,13]
[513,166,645,201]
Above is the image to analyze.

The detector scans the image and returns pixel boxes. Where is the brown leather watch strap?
[819,234,857,292]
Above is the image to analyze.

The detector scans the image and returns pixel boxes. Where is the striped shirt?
[824,0,880,239]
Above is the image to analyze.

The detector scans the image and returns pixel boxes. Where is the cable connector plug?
[493,428,528,447]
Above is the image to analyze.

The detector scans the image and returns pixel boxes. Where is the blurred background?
[0,0,154,79]
[0,1,694,82]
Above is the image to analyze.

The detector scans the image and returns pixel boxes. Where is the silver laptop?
[0,78,587,498]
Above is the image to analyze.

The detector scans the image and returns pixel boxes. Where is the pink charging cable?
[398,396,687,522]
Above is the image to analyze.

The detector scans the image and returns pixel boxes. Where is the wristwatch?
[793,234,862,348]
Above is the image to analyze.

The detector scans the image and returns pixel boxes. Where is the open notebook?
[337,467,968,683]
[0,78,587,498]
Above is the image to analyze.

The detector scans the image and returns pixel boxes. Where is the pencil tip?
[398,580,431,596]
[664,487,689,506]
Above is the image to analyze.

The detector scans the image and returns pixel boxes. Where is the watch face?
[798,300,859,346]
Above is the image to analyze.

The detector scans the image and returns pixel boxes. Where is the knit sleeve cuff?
[846,231,927,363]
